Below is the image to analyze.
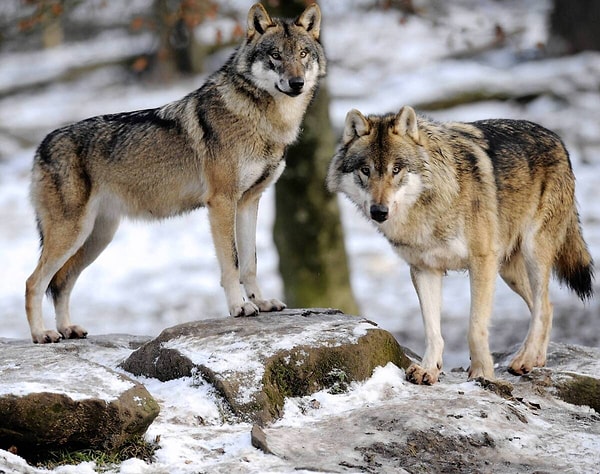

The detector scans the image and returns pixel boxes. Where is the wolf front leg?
[236,196,286,312]
[467,254,497,380]
[208,195,258,317]
[406,266,444,385]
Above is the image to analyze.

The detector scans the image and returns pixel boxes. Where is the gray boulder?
[121,308,413,424]
[252,342,600,473]
[1,317,599,473]
[495,343,600,412]
[0,337,159,459]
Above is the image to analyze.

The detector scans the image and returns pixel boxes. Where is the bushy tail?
[555,212,594,301]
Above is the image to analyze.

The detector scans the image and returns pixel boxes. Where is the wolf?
[327,105,594,384]
[25,3,326,344]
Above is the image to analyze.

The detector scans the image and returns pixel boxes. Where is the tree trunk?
[153,0,209,78]
[549,0,600,54]
[270,2,358,314]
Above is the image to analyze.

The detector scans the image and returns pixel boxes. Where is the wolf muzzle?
[278,76,305,97]
[370,204,389,222]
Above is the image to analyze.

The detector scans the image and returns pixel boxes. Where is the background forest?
[1,0,600,472]
[1,0,599,368]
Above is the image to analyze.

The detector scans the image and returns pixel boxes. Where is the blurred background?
[0,0,598,368]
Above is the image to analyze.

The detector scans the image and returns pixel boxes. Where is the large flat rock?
[0,337,159,460]
[121,308,413,423]
[1,327,598,473]
[253,342,600,473]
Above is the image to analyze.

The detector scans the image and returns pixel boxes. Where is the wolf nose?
[288,76,304,92]
[370,204,389,223]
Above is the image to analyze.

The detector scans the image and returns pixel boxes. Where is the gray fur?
[26,3,326,343]
[328,106,593,384]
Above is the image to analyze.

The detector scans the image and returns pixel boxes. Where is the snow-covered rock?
[0,318,599,473]
[121,308,413,424]
[0,336,159,460]
[253,342,600,473]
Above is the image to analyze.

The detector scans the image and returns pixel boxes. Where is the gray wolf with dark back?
[327,105,593,384]
[26,3,325,343]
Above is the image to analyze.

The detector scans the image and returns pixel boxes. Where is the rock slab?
[253,342,600,473]
[0,337,159,459]
[121,308,413,423]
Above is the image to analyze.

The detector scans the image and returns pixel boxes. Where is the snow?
[0,32,153,94]
[278,363,409,426]
[0,376,132,402]
[1,0,599,472]
[0,343,136,402]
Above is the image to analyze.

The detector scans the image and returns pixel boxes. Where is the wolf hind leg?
[50,213,120,339]
[26,210,97,343]
[406,266,444,385]
[507,241,554,375]
[236,197,285,312]
[500,251,533,311]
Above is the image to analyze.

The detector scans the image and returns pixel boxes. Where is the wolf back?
[26,3,326,343]
[327,105,593,384]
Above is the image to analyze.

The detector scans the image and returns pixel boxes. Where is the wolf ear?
[393,106,420,144]
[296,3,321,40]
[247,3,274,39]
[343,109,370,144]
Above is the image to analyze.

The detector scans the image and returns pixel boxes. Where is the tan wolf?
[327,105,594,384]
[25,3,326,343]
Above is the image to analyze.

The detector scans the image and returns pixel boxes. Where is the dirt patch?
[354,429,539,474]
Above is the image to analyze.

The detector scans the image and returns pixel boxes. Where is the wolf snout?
[288,76,305,93]
[370,204,389,222]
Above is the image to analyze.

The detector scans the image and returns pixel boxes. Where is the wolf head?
[236,3,326,98]
[327,106,430,225]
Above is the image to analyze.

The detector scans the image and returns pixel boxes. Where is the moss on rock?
[259,328,412,423]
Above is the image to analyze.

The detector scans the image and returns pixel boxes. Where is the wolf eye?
[300,49,308,58]
[392,166,401,175]
[360,166,370,177]
[270,51,281,60]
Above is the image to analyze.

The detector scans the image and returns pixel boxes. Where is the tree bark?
[153,0,209,78]
[549,0,600,54]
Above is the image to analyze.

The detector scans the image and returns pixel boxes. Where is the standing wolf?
[25,3,326,343]
[327,105,593,384]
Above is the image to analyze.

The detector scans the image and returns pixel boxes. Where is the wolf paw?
[32,330,63,344]
[468,354,495,380]
[231,301,260,317]
[405,363,440,385]
[59,325,88,340]
[468,365,494,380]
[507,352,545,376]
[253,297,286,312]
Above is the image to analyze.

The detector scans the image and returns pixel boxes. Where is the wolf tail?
[554,211,594,301]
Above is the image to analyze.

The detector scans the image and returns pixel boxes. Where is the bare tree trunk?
[549,0,600,54]
[153,0,210,78]
[271,2,358,314]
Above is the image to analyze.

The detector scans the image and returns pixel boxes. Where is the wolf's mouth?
[276,85,303,97]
